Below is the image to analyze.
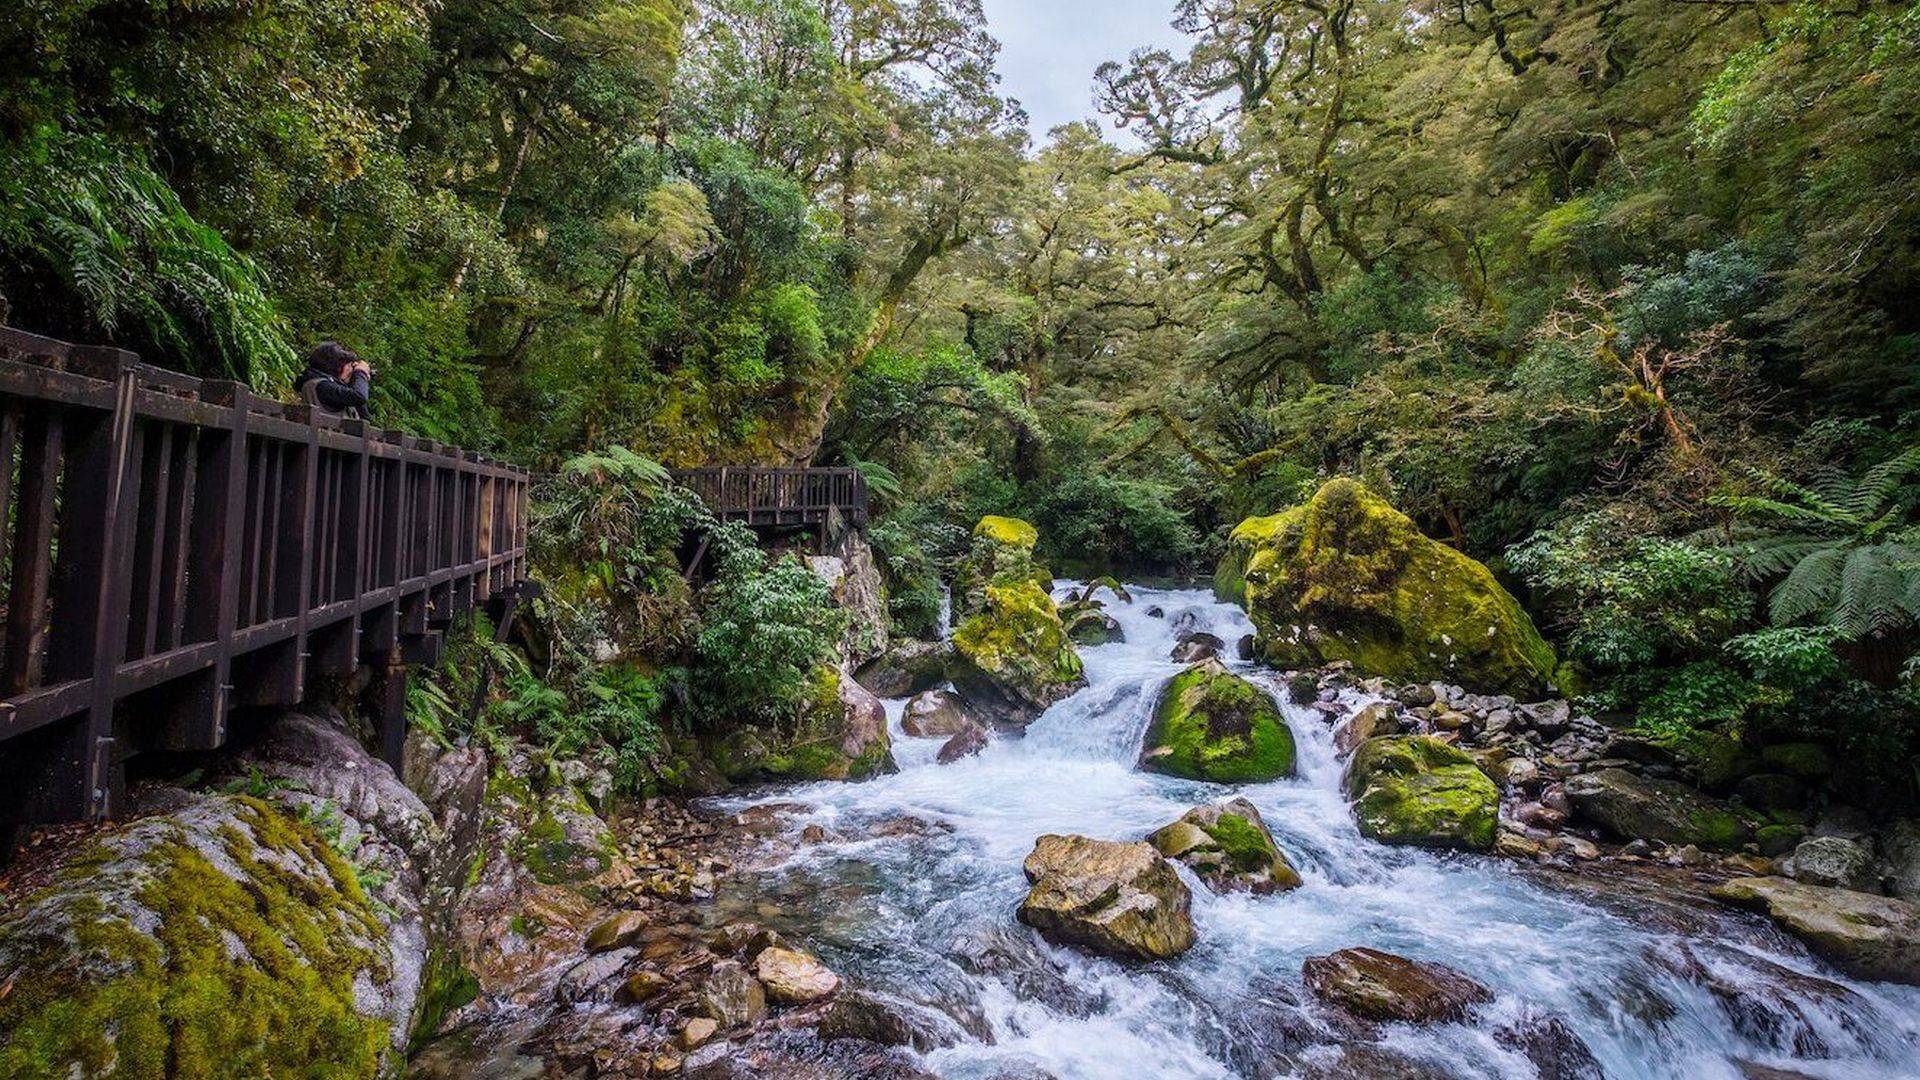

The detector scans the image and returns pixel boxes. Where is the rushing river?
[713,583,1920,1079]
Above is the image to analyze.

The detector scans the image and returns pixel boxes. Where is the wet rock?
[1493,1015,1603,1080]
[817,990,949,1051]
[699,960,769,1027]
[680,1017,719,1049]
[1285,671,1321,705]
[901,689,975,738]
[1334,702,1399,756]
[1017,834,1196,961]
[1564,769,1752,850]
[555,947,638,1004]
[1170,631,1225,663]
[1228,479,1567,696]
[755,946,840,1004]
[585,910,651,953]
[936,723,990,764]
[1514,801,1567,831]
[1236,633,1258,660]
[1784,836,1878,892]
[1671,943,1876,1058]
[618,969,671,1003]
[853,639,952,698]
[1301,947,1494,1023]
[1139,658,1296,783]
[950,579,1086,727]
[1149,797,1303,895]
[1064,606,1123,646]
[1344,736,1499,851]
[1712,876,1920,984]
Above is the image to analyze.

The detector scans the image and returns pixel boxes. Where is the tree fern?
[1710,446,1920,638]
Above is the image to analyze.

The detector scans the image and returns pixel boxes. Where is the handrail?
[669,465,869,529]
[0,326,530,828]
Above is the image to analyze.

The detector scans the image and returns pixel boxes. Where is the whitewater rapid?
[714,583,1920,1079]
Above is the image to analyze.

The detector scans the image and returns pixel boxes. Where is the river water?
[713,583,1920,1079]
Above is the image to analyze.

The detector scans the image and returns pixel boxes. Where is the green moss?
[955,515,1052,619]
[1761,742,1834,780]
[0,797,390,1079]
[1141,661,1296,783]
[408,949,480,1054]
[952,580,1085,699]
[1345,736,1499,850]
[975,515,1039,550]
[1202,814,1276,873]
[1234,479,1564,697]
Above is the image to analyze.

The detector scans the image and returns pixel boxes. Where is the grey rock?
[1785,837,1879,892]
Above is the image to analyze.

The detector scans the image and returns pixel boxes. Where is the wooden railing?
[671,466,869,530]
[0,326,529,828]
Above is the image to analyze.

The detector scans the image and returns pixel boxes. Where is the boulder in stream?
[1343,735,1499,850]
[1063,603,1123,646]
[1017,834,1196,961]
[1170,631,1224,663]
[1139,658,1296,783]
[1149,797,1303,895]
[950,579,1086,727]
[1564,768,1752,850]
[937,722,991,764]
[1784,836,1878,892]
[713,666,896,782]
[953,514,1051,621]
[854,639,953,698]
[1228,479,1567,697]
[1712,876,1920,984]
[901,688,976,738]
[1302,947,1494,1023]
[754,946,841,1004]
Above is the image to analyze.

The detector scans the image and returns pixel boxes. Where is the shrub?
[693,553,847,724]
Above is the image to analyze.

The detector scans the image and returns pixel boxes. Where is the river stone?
[1170,631,1225,663]
[1344,736,1499,850]
[854,639,953,698]
[902,689,975,738]
[555,946,637,1004]
[755,946,841,1004]
[1494,1015,1603,1079]
[585,909,650,953]
[1149,798,1303,895]
[1017,834,1196,961]
[1225,479,1566,697]
[1563,768,1752,850]
[950,579,1086,727]
[1064,605,1123,646]
[1140,659,1296,783]
[1302,947,1494,1023]
[1712,876,1920,984]
[1334,702,1399,756]
[937,722,990,764]
[1784,836,1879,892]
[699,960,769,1026]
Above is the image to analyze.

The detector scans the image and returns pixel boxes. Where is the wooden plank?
[4,412,60,695]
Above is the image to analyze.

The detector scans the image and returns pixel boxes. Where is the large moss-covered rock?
[853,638,953,698]
[1230,479,1565,697]
[1713,877,1920,985]
[1149,798,1303,895]
[950,580,1086,726]
[954,515,1051,620]
[1139,659,1296,783]
[1017,835,1195,961]
[711,666,896,782]
[1344,736,1499,850]
[1564,768,1752,851]
[0,796,401,1078]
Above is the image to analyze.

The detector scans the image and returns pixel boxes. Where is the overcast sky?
[980,0,1190,146]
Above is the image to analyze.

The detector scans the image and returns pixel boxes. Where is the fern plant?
[1710,445,1920,637]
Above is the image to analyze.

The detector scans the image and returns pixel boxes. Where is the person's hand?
[350,360,373,378]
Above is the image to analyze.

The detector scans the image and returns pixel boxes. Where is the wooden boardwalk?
[670,466,868,530]
[0,326,529,831]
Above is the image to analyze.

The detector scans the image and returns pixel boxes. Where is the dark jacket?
[294,365,370,417]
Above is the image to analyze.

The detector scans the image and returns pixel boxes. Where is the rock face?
[1017,834,1196,961]
[1228,479,1565,697]
[714,666,896,782]
[1302,947,1494,1023]
[1712,877,1920,984]
[1344,736,1499,850]
[807,531,891,666]
[953,514,1050,621]
[950,579,1086,726]
[1564,768,1751,850]
[0,794,410,1077]
[901,689,975,738]
[1884,819,1920,902]
[853,639,952,699]
[1149,798,1303,895]
[1139,659,1296,783]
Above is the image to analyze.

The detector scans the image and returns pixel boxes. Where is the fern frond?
[1768,545,1848,627]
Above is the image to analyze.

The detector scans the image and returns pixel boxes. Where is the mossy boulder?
[1150,797,1303,895]
[951,580,1087,726]
[1062,601,1123,646]
[1344,736,1500,850]
[954,515,1051,620]
[1231,479,1565,697]
[0,796,401,1078]
[1563,768,1753,851]
[1713,877,1920,984]
[852,638,953,698]
[1139,659,1296,783]
[711,666,896,783]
